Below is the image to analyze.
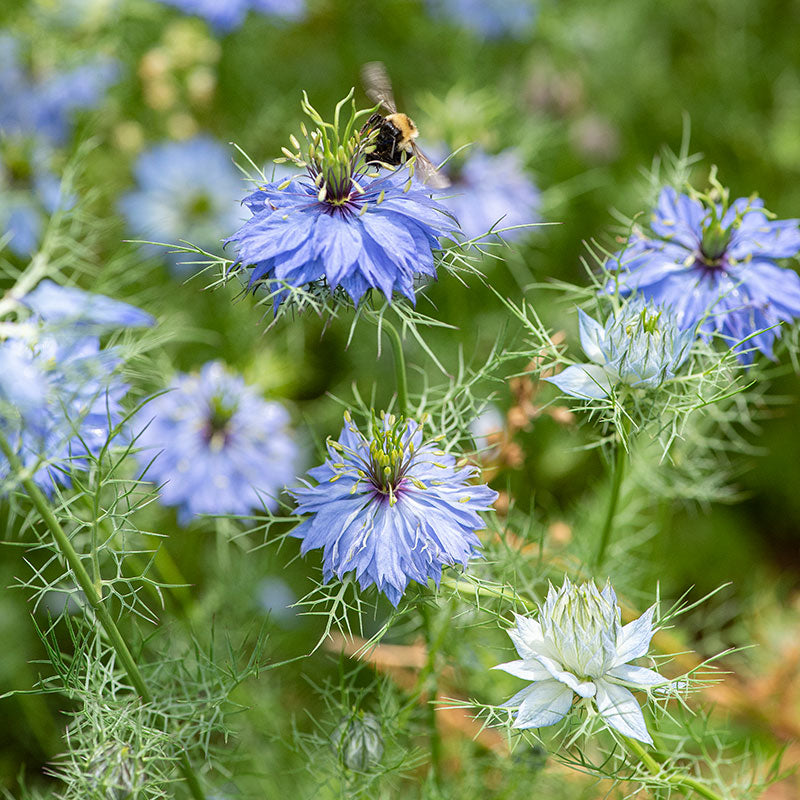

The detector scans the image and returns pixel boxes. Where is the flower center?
[625,308,661,337]
[204,395,236,450]
[367,416,412,499]
[697,218,734,268]
[187,192,213,219]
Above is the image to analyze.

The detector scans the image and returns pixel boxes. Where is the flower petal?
[533,654,596,698]
[544,363,612,399]
[607,664,668,687]
[613,605,656,667]
[509,680,574,730]
[492,659,552,681]
[594,679,653,744]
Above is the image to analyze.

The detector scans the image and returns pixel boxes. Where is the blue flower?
[0,34,118,146]
[290,413,498,606]
[134,361,298,524]
[435,147,541,242]
[427,0,537,39]
[23,279,155,330]
[228,165,455,307]
[1,141,73,258]
[119,136,245,275]
[494,578,666,744]
[546,299,694,400]
[157,0,304,32]
[605,186,800,361]
[0,331,129,492]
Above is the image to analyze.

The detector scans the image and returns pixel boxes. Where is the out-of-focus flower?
[256,576,298,626]
[494,577,665,744]
[290,412,497,606]
[134,361,298,524]
[469,404,505,455]
[156,0,304,32]
[0,140,73,258]
[435,147,541,242]
[119,136,245,274]
[0,332,129,492]
[23,279,155,330]
[545,299,694,400]
[427,0,537,39]
[0,34,118,146]
[605,186,800,361]
[331,712,384,772]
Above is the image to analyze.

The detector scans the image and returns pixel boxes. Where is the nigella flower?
[0,34,118,146]
[134,361,298,524]
[0,140,72,258]
[22,279,155,330]
[426,0,537,39]
[119,136,245,275]
[433,147,541,242]
[605,186,800,361]
[156,0,304,32]
[0,331,129,492]
[494,577,666,744]
[546,299,694,400]
[290,412,498,606]
[226,94,456,308]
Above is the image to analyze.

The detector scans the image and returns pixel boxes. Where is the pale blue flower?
[134,361,298,524]
[23,279,155,330]
[290,413,497,606]
[427,0,536,39]
[119,136,245,275]
[494,577,665,744]
[434,147,541,242]
[157,0,304,31]
[546,299,694,400]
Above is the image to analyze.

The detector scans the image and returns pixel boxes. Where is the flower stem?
[419,602,447,788]
[594,435,627,568]
[383,318,410,416]
[0,434,206,800]
[624,737,726,800]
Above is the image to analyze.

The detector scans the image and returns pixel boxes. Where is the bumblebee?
[360,61,449,189]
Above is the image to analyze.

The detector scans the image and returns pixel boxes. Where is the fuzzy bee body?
[360,62,449,189]
[362,112,418,167]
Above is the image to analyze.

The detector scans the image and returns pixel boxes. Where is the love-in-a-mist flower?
[134,361,298,524]
[0,333,129,492]
[290,412,497,606]
[1,282,152,492]
[426,0,537,39]
[545,299,694,400]
[157,0,304,32]
[494,578,665,744]
[119,136,245,275]
[605,185,800,361]
[226,93,456,308]
[434,147,541,242]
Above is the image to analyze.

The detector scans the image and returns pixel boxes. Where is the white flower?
[493,577,666,744]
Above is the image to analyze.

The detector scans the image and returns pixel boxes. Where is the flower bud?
[331,712,384,772]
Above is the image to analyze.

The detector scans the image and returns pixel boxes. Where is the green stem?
[382,318,409,416]
[594,436,627,568]
[624,737,726,800]
[0,435,206,800]
[419,603,446,788]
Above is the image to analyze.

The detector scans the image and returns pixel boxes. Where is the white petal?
[577,308,607,363]
[492,659,551,682]
[534,654,597,698]
[512,680,574,729]
[545,364,612,400]
[613,605,656,666]
[594,679,653,744]
[608,664,668,687]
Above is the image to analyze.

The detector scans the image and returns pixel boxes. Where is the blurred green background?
[2,0,800,796]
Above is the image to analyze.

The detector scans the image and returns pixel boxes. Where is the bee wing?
[410,143,451,189]
[361,61,397,114]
